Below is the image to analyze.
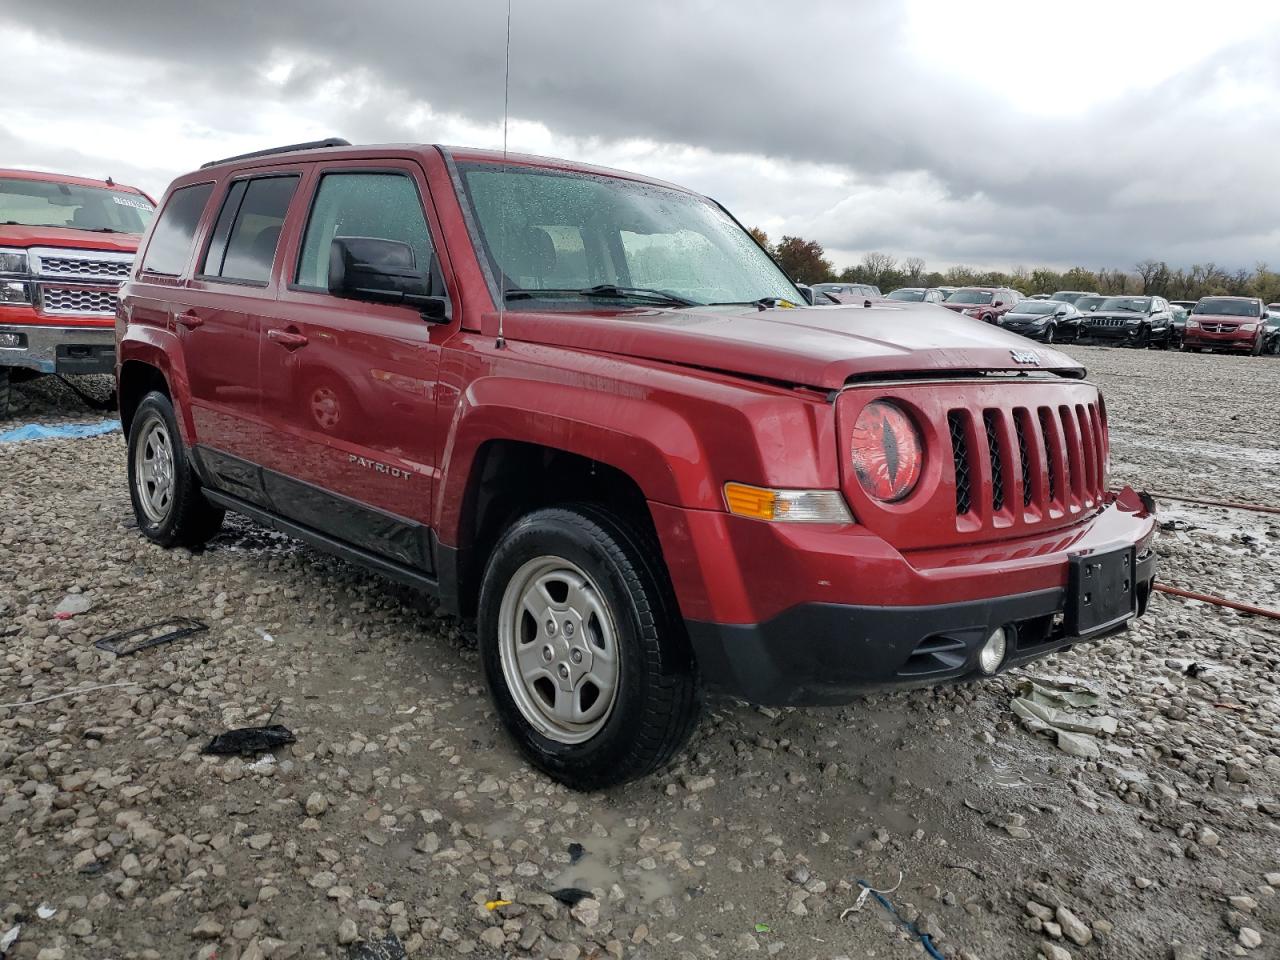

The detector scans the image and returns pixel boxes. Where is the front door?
[256,163,449,573]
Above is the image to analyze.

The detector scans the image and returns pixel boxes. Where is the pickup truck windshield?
[458,163,799,308]
[0,177,155,234]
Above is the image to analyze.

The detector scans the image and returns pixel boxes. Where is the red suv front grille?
[837,379,1109,551]
[949,402,1105,519]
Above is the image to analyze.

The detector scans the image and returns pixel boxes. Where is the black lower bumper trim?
[688,553,1156,706]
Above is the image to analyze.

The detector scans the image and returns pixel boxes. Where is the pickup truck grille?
[40,287,120,316]
[838,379,1109,551]
[31,248,133,282]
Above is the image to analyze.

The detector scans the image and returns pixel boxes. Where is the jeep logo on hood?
[1010,349,1040,365]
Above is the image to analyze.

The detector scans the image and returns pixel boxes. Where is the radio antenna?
[495,0,512,350]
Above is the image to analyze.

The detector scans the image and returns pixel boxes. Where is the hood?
[0,223,141,253]
[499,302,1084,389]
[1003,311,1052,322]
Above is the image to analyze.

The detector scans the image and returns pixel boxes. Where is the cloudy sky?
[4,0,1279,273]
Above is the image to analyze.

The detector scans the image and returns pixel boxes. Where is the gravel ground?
[1,349,1278,960]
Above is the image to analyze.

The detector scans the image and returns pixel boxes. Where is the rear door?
[255,161,452,572]
[180,169,302,503]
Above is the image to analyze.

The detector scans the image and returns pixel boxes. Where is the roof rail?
[200,137,351,170]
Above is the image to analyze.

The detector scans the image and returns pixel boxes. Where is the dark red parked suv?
[942,286,1020,323]
[116,140,1157,788]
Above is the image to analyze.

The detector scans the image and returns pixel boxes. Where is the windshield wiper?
[505,284,699,307]
[708,296,802,309]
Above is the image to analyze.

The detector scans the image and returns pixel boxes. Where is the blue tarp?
[0,419,121,444]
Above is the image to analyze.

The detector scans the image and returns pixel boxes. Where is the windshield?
[1098,297,1151,312]
[1193,298,1260,317]
[1075,296,1104,312]
[458,163,800,307]
[945,290,993,305]
[1051,291,1089,304]
[887,288,925,301]
[0,176,154,233]
[1012,301,1057,315]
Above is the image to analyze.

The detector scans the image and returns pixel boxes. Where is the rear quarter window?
[141,183,215,276]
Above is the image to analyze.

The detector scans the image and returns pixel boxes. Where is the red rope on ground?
[1155,583,1280,621]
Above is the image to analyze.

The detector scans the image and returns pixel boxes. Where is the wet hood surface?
[500,302,1084,388]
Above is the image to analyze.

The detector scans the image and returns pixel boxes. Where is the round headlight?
[849,401,923,502]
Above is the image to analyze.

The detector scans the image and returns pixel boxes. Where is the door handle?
[267,327,309,349]
[175,311,204,330]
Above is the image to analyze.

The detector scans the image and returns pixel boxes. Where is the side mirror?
[328,237,450,322]
[993,300,1004,307]
[797,286,815,305]
[1055,309,1068,317]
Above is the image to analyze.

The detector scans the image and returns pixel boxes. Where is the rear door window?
[295,172,433,290]
[201,175,299,284]
[141,183,215,276]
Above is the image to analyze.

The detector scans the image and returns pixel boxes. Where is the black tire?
[1135,325,1151,348]
[1043,324,1055,345]
[126,391,224,548]
[477,504,701,790]
[0,368,11,420]
[1250,335,1263,356]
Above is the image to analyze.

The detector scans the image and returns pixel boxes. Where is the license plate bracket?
[1065,546,1136,636]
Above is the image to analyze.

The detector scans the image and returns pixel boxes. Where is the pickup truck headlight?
[724,483,853,523]
[0,247,31,275]
[0,280,32,305]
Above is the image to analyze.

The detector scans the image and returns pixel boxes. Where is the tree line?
[752,229,1280,303]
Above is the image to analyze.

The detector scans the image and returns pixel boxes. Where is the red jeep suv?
[116,140,1157,788]
[0,169,154,415]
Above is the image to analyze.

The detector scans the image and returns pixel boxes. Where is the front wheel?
[1250,335,1264,356]
[0,368,11,419]
[127,391,225,548]
[1043,324,1055,344]
[478,504,701,789]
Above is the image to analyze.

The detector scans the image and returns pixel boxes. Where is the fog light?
[978,626,1008,675]
[0,331,24,348]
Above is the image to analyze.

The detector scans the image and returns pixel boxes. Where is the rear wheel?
[478,504,701,789]
[127,391,224,548]
[0,369,10,419]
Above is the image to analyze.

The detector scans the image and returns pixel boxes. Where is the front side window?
[296,173,434,289]
[458,163,799,308]
[202,175,299,283]
[0,177,155,234]
[141,183,214,276]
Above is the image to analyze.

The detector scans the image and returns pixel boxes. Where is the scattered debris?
[346,932,407,960]
[0,924,19,955]
[841,871,903,918]
[1011,677,1117,758]
[568,841,586,864]
[484,899,511,911]
[0,418,120,444]
[94,617,208,656]
[0,680,141,710]
[35,905,55,920]
[754,923,770,934]
[850,878,946,960]
[550,887,594,906]
[203,701,295,756]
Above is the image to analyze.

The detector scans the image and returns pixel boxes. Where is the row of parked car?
[808,282,1280,355]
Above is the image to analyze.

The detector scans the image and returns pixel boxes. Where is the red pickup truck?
[116,140,1157,788]
[0,169,154,415]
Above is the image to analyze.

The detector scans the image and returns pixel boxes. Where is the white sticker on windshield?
[112,195,151,210]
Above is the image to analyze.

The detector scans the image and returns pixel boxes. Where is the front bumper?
[0,322,116,374]
[1077,324,1142,343]
[688,550,1155,705]
[1183,330,1256,352]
